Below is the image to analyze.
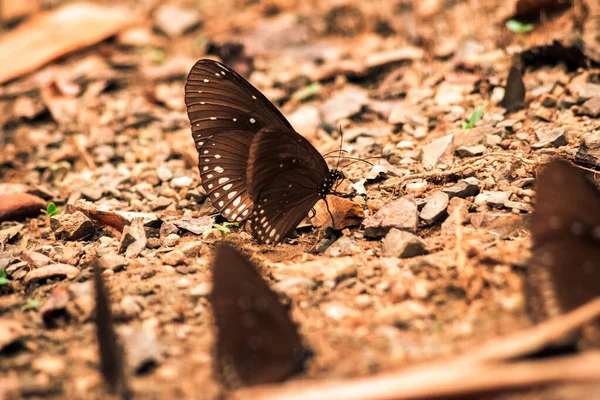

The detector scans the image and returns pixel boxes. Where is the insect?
[499,65,525,112]
[525,159,600,330]
[210,243,311,388]
[185,59,345,244]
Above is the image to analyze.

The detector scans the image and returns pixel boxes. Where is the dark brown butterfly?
[525,159,600,328]
[93,259,130,398]
[185,59,344,244]
[210,243,310,388]
[499,65,525,112]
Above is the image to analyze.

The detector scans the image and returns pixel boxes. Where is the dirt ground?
[1,0,600,399]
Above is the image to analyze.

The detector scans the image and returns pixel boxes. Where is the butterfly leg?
[324,199,335,229]
[308,207,317,219]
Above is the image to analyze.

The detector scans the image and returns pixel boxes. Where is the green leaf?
[46,202,60,217]
[21,299,40,312]
[212,221,239,234]
[292,83,321,101]
[506,19,534,34]
[462,105,485,129]
[0,270,7,285]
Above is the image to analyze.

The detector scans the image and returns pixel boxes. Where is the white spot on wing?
[228,191,238,199]
[233,197,241,206]
[215,166,224,173]
[218,178,230,184]
[223,184,233,190]
[250,118,256,123]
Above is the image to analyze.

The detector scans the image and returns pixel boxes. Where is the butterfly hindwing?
[246,127,331,244]
[210,244,307,387]
[526,159,600,322]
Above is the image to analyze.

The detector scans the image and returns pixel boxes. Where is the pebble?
[320,86,368,126]
[532,127,568,149]
[171,176,194,188]
[21,251,52,268]
[287,105,320,138]
[443,177,480,199]
[154,4,201,38]
[163,250,187,266]
[581,96,600,117]
[50,211,96,241]
[381,229,428,258]
[325,236,360,257]
[455,144,485,157]
[575,133,600,168]
[98,252,128,271]
[376,301,431,327]
[25,263,80,284]
[474,191,511,208]
[157,166,173,182]
[118,218,147,258]
[363,195,418,238]
[420,134,454,169]
[189,282,212,297]
[163,233,180,247]
[419,191,449,225]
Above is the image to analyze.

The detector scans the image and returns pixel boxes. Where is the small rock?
[178,241,203,257]
[455,144,485,157]
[154,4,201,38]
[0,319,24,351]
[156,166,173,182]
[484,134,502,147]
[320,86,368,126]
[80,186,104,201]
[118,218,147,258]
[114,296,143,321]
[119,325,163,374]
[99,252,128,271]
[310,196,364,230]
[21,251,52,268]
[532,127,568,149]
[474,191,511,208]
[366,165,388,181]
[189,282,212,297]
[163,250,187,266]
[25,263,79,284]
[354,294,373,309]
[404,180,427,195]
[272,257,357,284]
[443,177,480,198]
[163,233,180,247]
[54,246,82,265]
[534,107,553,122]
[287,105,320,138]
[32,355,66,376]
[419,191,449,225]
[575,133,600,169]
[363,196,418,239]
[376,301,431,327]
[540,94,557,108]
[568,81,600,101]
[325,236,360,257]
[420,134,454,169]
[381,229,428,258]
[171,215,214,235]
[274,277,317,296]
[51,211,96,241]
[409,280,432,300]
[171,176,194,188]
[0,193,45,222]
[580,97,600,117]
[321,302,360,321]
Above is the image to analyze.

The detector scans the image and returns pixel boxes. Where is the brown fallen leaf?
[309,196,364,230]
[0,2,135,84]
[0,193,46,222]
[40,286,70,328]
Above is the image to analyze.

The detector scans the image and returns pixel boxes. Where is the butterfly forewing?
[185,59,292,151]
[526,159,600,323]
[211,244,306,387]
[247,127,331,244]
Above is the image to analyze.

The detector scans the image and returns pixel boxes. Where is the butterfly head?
[319,169,345,198]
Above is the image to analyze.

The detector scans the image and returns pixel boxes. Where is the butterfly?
[499,65,525,112]
[93,259,130,398]
[185,59,345,244]
[210,243,311,388]
[524,159,600,328]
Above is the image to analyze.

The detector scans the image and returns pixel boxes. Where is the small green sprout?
[292,83,321,101]
[461,105,485,129]
[21,299,40,312]
[506,19,534,34]
[0,270,7,285]
[204,222,239,238]
[46,202,60,217]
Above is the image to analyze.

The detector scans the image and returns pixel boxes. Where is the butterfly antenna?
[323,149,349,158]
[335,126,344,172]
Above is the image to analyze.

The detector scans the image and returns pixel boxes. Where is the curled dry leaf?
[0,193,46,222]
